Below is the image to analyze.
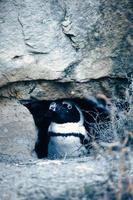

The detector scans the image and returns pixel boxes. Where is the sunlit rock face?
[0,0,132,99]
[0,99,36,161]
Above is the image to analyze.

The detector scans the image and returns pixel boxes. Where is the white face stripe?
[49,102,57,111]
[62,101,72,109]
[75,105,84,125]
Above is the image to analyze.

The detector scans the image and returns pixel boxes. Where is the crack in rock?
[61,9,80,51]
[28,83,37,94]
[17,14,50,54]
[17,14,32,49]
[28,51,49,55]
[62,61,80,79]
[12,55,23,60]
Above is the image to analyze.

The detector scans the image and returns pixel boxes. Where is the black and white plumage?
[47,101,89,159]
[21,95,110,159]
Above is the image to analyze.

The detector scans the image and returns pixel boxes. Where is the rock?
[64,0,133,81]
[0,0,132,91]
[0,99,36,161]
[0,1,132,199]
[0,154,133,200]
[0,78,130,100]
[0,0,79,87]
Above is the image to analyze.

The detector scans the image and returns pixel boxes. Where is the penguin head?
[49,100,81,124]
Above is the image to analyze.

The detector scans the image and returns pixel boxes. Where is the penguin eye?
[62,102,72,109]
[67,104,72,109]
[49,102,56,111]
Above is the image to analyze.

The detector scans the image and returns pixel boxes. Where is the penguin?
[47,100,90,159]
[21,95,111,159]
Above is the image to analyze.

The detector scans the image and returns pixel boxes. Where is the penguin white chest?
[48,136,87,159]
[48,122,88,159]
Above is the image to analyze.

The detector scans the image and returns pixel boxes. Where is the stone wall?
[0,0,132,100]
[0,0,132,160]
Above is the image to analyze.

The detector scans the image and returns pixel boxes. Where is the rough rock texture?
[0,99,36,161]
[0,0,133,99]
[0,78,131,100]
[0,155,133,200]
[0,1,132,199]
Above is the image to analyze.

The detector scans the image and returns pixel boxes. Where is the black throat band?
[48,132,90,147]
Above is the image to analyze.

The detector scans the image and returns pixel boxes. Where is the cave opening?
[21,95,111,159]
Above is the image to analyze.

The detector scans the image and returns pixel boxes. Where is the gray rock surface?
[0,1,132,199]
[0,0,132,96]
[0,154,132,200]
[0,99,36,161]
